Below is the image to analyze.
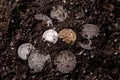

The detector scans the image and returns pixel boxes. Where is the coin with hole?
[42,29,58,44]
[35,14,53,27]
[81,24,99,39]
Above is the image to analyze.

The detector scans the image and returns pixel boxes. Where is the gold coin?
[59,29,76,44]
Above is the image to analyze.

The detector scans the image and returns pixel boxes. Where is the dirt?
[0,0,120,80]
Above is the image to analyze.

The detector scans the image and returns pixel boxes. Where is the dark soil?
[0,0,120,80]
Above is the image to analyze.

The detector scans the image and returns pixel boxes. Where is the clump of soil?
[0,0,120,80]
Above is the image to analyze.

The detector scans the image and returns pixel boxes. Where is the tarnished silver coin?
[81,24,99,39]
[50,5,68,22]
[54,50,77,73]
[35,14,53,27]
[28,50,51,73]
[18,43,35,60]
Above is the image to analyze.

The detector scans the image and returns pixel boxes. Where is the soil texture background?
[0,0,120,80]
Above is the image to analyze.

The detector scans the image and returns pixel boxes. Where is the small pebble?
[103,3,115,12]
[75,11,85,19]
